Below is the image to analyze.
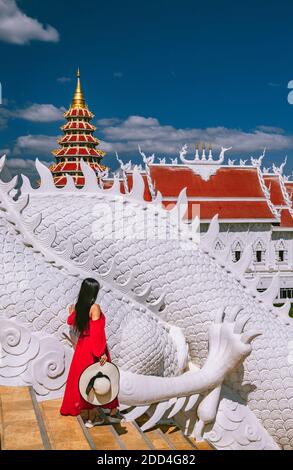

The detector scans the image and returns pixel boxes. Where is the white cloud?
[4,156,50,185]
[98,115,293,155]
[0,103,65,125]
[0,147,11,155]
[6,157,36,169]
[0,106,12,128]
[3,116,293,180]
[0,0,59,45]
[13,134,56,156]
[256,125,284,134]
[97,117,122,127]
[16,103,65,122]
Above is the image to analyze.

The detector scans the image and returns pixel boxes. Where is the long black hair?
[75,278,100,333]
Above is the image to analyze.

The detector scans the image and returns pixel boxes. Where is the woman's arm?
[69,304,75,315]
[67,305,76,326]
[89,305,107,360]
[90,304,101,321]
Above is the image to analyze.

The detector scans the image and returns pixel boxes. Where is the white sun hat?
[79,362,120,406]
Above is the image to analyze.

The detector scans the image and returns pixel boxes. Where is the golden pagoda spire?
[71,67,86,108]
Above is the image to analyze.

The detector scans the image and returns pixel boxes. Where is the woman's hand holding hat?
[99,353,107,366]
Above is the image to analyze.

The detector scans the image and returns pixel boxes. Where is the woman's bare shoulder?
[89,303,101,321]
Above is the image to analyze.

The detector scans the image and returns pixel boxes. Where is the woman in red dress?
[60,278,120,426]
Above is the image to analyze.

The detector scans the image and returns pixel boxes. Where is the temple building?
[106,146,293,304]
[49,73,293,305]
[50,69,107,187]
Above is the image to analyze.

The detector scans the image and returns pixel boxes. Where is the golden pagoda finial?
[71,67,86,108]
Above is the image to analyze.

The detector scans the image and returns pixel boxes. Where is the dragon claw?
[234,315,250,334]
[228,305,244,323]
[214,306,225,323]
[206,308,262,380]
[241,330,262,344]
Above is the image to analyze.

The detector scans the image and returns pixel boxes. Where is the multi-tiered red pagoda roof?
[50,69,106,187]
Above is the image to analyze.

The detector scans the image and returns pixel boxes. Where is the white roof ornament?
[138,146,155,165]
[138,146,156,200]
[116,152,132,172]
[262,167,271,174]
[116,152,130,193]
[208,146,213,161]
[228,159,235,166]
[273,156,287,176]
[133,164,143,171]
[179,144,188,162]
[218,146,232,162]
[240,159,247,166]
[251,148,266,168]
[178,144,232,181]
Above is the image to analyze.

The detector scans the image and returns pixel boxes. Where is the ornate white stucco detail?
[138,146,156,200]
[0,154,293,450]
[177,144,232,181]
[273,157,287,176]
[278,172,293,217]
[256,166,280,220]
[251,149,266,168]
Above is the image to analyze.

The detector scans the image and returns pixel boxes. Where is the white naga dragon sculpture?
[0,156,293,450]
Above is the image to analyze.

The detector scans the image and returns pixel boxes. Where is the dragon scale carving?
[0,156,292,450]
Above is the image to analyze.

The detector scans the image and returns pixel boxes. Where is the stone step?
[79,409,125,450]
[136,414,176,450]
[85,422,125,450]
[113,421,153,450]
[0,386,215,450]
[190,438,215,450]
[0,385,49,450]
[39,398,91,450]
[158,423,198,450]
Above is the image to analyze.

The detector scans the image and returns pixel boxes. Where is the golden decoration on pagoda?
[71,67,86,109]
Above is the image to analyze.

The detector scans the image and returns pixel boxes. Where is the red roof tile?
[53,147,104,157]
[285,182,293,207]
[58,134,99,144]
[64,107,94,119]
[61,121,96,131]
[148,166,266,198]
[279,209,293,227]
[161,200,277,221]
[114,171,277,221]
[263,175,286,206]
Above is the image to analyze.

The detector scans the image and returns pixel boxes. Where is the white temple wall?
[201,222,293,301]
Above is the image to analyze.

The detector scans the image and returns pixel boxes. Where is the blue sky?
[0,0,293,181]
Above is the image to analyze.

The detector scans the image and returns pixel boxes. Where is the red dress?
[60,310,119,416]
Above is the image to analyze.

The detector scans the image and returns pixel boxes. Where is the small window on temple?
[234,251,241,262]
[278,250,284,262]
[256,251,262,263]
